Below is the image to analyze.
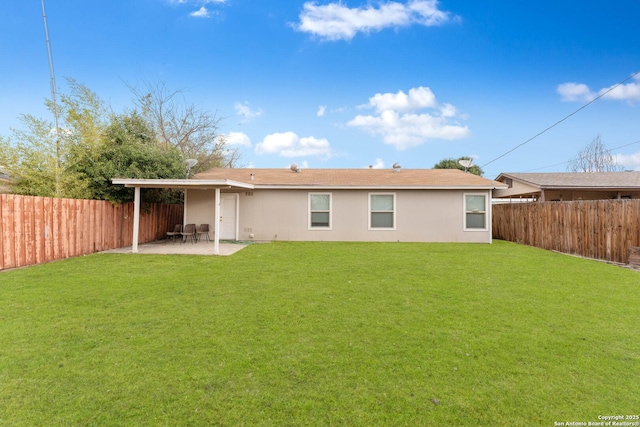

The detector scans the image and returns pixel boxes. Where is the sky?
[1,0,639,178]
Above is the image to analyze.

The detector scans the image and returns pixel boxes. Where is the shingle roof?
[497,171,640,189]
[0,166,10,181]
[193,168,505,188]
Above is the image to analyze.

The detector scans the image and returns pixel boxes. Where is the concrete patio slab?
[102,240,251,256]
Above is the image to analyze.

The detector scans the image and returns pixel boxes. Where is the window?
[309,193,331,229]
[369,193,395,229]
[464,193,487,230]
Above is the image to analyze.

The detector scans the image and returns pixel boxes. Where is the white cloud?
[223,132,252,147]
[614,152,640,171]
[558,74,640,103]
[168,0,226,4]
[190,6,210,17]
[366,86,437,113]
[317,105,326,117]
[348,86,470,150]
[439,103,458,118]
[167,0,226,18]
[255,131,333,158]
[294,0,453,41]
[557,82,595,102]
[601,78,640,101]
[234,102,263,122]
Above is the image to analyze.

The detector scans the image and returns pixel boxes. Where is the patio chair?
[196,224,211,243]
[181,223,197,244]
[166,224,182,243]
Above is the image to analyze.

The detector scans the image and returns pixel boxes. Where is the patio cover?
[111,178,254,254]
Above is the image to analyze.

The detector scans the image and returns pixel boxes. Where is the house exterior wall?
[540,190,640,201]
[493,185,640,201]
[186,188,493,243]
[492,180,540,199]
[184,189,216,239]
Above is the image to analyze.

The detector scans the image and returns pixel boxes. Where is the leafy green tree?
[433,156,484,176]
[0,79,106,198]
[0,114,89,198]
[70,111,185,203]
[1,79,189,202]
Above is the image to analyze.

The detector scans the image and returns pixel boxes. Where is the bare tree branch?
[126,79,240,172]
[567,135,623,172]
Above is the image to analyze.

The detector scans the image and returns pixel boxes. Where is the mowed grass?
[0,241,638,426]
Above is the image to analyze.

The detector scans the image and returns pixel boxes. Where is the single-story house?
[113,166,507,253]
[493,171,640,202]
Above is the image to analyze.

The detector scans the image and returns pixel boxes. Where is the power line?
[491,138,640,174]
[480,70,640,170]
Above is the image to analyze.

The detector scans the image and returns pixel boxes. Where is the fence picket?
[0,194,183,271]
[493,200,640,264]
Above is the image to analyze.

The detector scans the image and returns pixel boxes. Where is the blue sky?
[1,0,639,177]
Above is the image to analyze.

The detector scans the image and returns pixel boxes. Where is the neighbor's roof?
[496,171,640,189]
[0,166,10,181]
[193,167,506,189]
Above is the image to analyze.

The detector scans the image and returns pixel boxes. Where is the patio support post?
[132,186,141,253]
[214,187,220,255]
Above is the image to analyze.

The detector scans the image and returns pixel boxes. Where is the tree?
[433,156,484,176]
[0,114,90,198]
[0,78,108,198]
[127,79,241,173]
[0,79,188,202]
[69,111,186,203]
[567,135,623,172]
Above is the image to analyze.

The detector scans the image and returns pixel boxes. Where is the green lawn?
[1,241,638,426]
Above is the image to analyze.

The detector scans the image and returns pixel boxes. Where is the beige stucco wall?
[183,189,216,239]
[492,180,540,198]
[493,183,640,201]
[185,188,493,243]
[538,190,640,201]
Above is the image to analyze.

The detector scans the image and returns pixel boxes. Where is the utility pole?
[41,0,61,196]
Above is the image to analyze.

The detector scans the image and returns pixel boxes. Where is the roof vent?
[392,163,401,172]
[290,163,300,173]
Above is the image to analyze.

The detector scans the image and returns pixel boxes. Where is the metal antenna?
[41,0,61,196]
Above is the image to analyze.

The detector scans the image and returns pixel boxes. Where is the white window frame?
[463,192,488,231]
[368,192,396,230]
[308,192,332,230]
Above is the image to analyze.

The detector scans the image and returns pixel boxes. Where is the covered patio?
[102,240,251,256]
[111,177,254,255]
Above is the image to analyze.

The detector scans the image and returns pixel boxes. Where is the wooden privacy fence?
[0,194,183,271]
[493,200,640,264]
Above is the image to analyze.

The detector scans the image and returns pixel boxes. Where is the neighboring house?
[493,171,640,202]
[0,167,12,193]
[113,167,507,253]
